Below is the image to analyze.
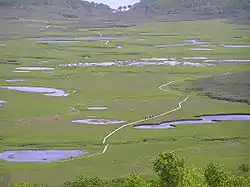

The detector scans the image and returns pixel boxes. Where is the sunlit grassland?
[0,19,250,186]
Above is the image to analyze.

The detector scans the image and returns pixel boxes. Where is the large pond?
[134,114,250,129]
[0,150,87,162]
[0,86,69,97]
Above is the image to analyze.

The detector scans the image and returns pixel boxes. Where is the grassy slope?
[193,71,250,104]
[0,20,250,186]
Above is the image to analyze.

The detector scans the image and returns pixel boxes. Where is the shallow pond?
[190,48,214,51]
[155,39,209,48]
[134,114,250,129]
[0,100,6,107]
[60,62,116,67]
[185,40,209,45]
[87,106,107,110]
[0,150,87,162]
[60,58,215,68]
[203,59,250,63]
[6,79,25,82]
[32,37,127,42]
[155,44,191,48]
[182,57,208,60]
[0,86,69,97]
[13,71,31,73]
[72,118,125,125]
[221,44,250,48]
[16,67,54,71]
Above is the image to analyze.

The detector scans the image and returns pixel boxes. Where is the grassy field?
[0,19,250,186]
[193,71,250,104]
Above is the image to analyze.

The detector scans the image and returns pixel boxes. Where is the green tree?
[205,162,248,187]
[118,6,122,11]
[61,176,107,187]
[153,152,185,186]
[123,173,149,187]
[180,167,207,187]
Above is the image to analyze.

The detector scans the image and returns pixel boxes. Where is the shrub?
[205,162,248,187]
[239,164,249,172]
[11,182,47,187]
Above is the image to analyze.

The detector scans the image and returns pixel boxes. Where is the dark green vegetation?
[193,71,250,104]
[0,0,112,22]
[9,153,250,187]
[129,0,250,23]
[135,0,250,15]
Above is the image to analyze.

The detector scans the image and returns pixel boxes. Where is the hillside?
[128,0,250,20]
[0,0,112,20]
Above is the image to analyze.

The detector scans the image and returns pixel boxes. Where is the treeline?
[11,152,249,187]
[0,0,110,10]
[130,0,250,16]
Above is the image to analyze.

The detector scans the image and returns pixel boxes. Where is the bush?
[153,152,185,186]
[205,162,248,187]
[239,164,249,172]
[11,182,47,187]
[61,176,107,187]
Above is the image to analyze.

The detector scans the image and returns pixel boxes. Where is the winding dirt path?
[101,96,189,154]
[57,80,189,162]
[87,81,189,159]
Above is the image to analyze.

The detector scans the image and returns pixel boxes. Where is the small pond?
[0,86,69,97]
[32,37,128,42]
[72,118,125,125]
[0,150,87,162]
[87,106,107,110]
[16,67,54,71]
[6,79,25,82]
[155,39,209,48]
[183,57,208,60]
[0,100,6,107]
[190,48,214,51]
[134,114,250,129]
[184,40,209,45]
[13,71,31,73]
[203,60,250,63]
[221,44,250,48]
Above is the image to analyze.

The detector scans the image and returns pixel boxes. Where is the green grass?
[0,19,250,186]
[193,71,250,104]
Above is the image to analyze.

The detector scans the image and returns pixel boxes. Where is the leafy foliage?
[205,162,248,187]
[153,152,185,186]
[239,164,249,172]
